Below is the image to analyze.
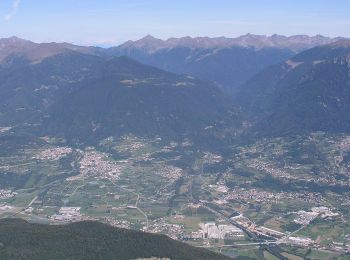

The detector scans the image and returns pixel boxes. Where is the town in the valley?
[1,135,350,258]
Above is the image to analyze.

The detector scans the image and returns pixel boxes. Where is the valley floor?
[1,131,350,259]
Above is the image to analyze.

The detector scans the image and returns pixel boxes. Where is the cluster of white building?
[68,150,124,181]
[34,147,72,161]
[194,222,244,239]
[248,159,296,180]
[51,207,83,222]
[203,152,223,164]
[294,210,319,225]
[312,206,339,218]
[148,218,184,240]
[0,127,12,133]
[222,188,325,205]
[208,184,228,194]
[0,189,17,199]
[294,206,339,225]
[156,166,183,184]
[101,216,131,229]
[285,236,314,246]
[0,204,14,211]
[118,136,146,153]
[246,157,346,186]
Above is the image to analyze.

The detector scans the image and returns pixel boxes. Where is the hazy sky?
[0,0,349,46]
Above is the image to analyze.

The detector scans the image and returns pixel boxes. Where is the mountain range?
[41,54,239,143]
[1,34,343,93]
[109,34,342,93]
[0,42,239,144]
[116,34,339,52]
[0,36,98,64]
[1,35,350,143]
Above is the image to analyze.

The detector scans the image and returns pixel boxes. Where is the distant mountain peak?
[328,39,350,48]
[0,36,97,63]
[119,35,166,51]
[141,34,158,41]
[117,34,344,52]
[0,36,30,43]
[0,36,34,48]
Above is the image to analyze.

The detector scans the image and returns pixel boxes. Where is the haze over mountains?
[116,34,339,52]
[1,34,350,143]
[110,34,342,93]
[0,34,344,93]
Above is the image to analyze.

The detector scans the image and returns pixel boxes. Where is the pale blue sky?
[0,0,349,46]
